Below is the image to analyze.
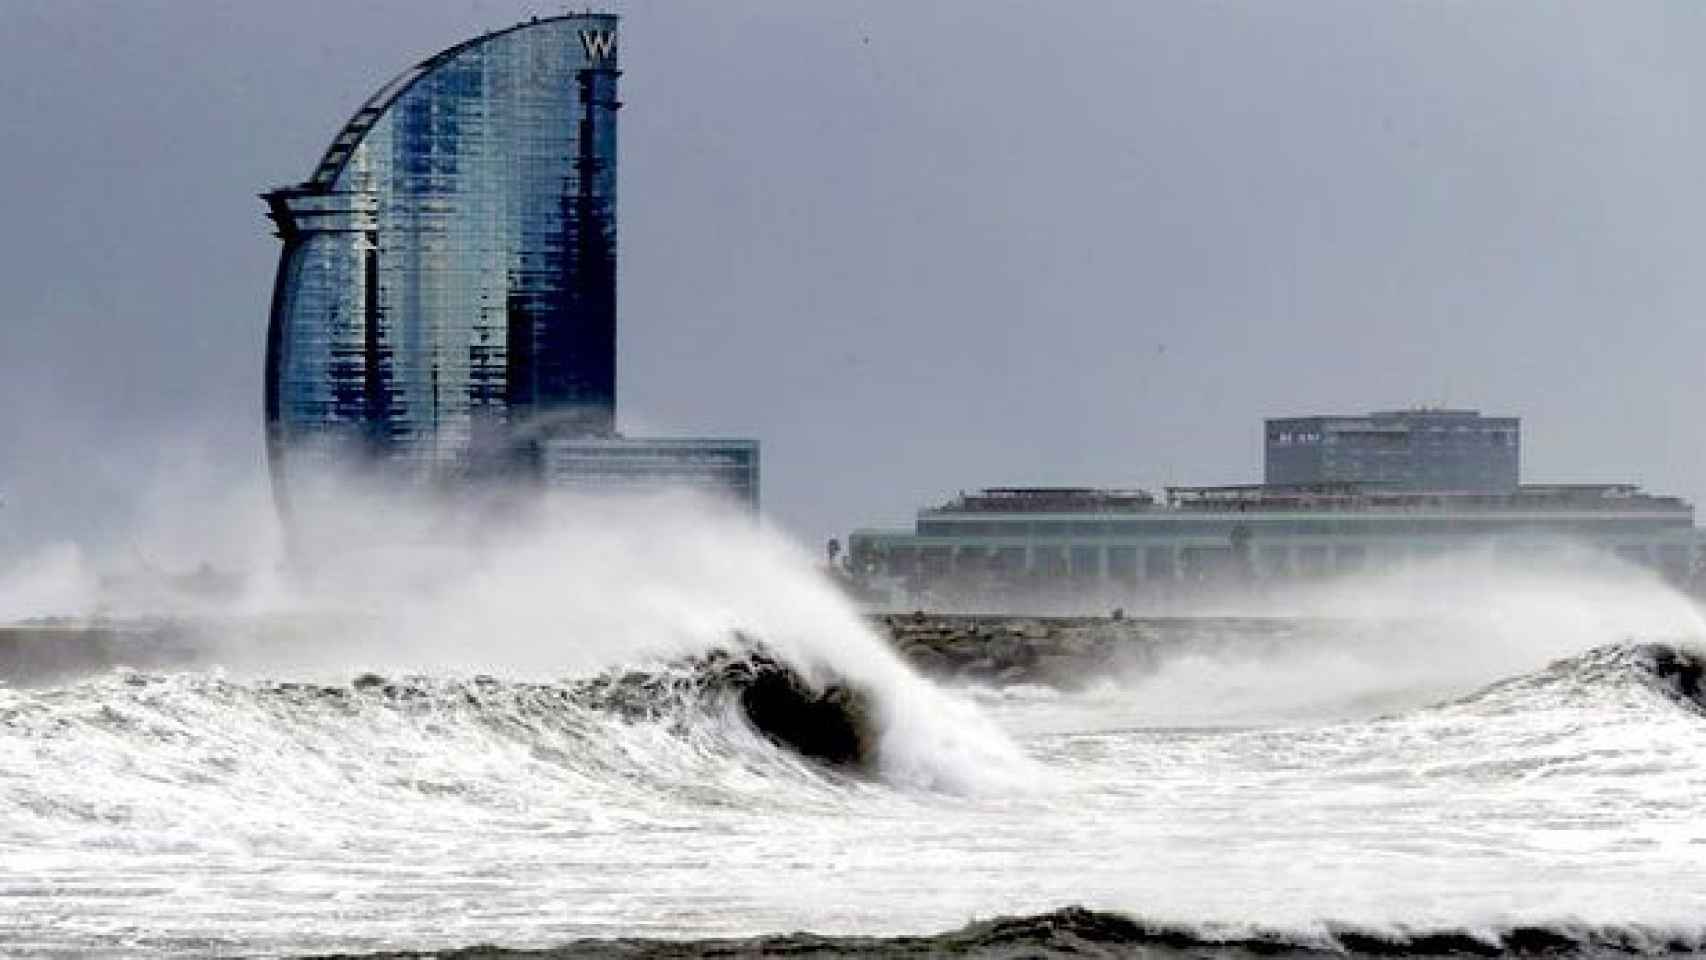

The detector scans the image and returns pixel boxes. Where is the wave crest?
[406,906,1706,957]
[1437,641,1706,717]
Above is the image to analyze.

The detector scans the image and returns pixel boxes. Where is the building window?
[920,547,951,577]
[1108,547,1139,582]
[1297,545,1329,576]
[1070,546,1100,579]
[992,547,1026,577]
[954,547,989,574]
[1144,546,1175,580]
[1033,546,1067,577]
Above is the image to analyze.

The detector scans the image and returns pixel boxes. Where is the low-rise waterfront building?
[848,482,1703,604]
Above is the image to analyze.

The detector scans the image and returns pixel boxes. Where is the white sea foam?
[3,474,1706,954]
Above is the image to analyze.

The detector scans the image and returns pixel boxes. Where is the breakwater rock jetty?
[0,621,202,687]
[873,613,1316,688]
[4,613,1319,695]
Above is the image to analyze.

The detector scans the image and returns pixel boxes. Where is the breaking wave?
[0,639,972,839]
[1430,640,1706,718]
[0,487,1038,801]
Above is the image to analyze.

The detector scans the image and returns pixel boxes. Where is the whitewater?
[2,489,1705,956]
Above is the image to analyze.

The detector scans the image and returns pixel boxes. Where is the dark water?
[329,906,1706,958]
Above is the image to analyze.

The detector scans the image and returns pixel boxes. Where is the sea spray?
[973,549,1706,729]
[0,474,1034,792]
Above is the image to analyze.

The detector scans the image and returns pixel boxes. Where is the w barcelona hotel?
[262,15,758,511]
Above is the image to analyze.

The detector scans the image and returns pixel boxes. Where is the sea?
[1,496,1704,957]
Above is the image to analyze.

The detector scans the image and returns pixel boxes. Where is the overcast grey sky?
[1,0,1702,557]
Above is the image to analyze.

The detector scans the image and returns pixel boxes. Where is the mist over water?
[2,471,1705,955]
[1001,555,1706,730]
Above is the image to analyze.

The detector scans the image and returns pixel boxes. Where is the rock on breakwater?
[872,612,1324,688]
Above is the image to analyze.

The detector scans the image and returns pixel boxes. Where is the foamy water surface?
[2,494,1705,955]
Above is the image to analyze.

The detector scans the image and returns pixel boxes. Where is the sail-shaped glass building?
[264,15,758,512]
[264,15,623,489]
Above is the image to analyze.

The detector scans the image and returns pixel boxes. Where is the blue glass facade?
[263,15,621,495]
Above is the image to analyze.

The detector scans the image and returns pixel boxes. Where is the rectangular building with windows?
[543,436,760,513]
[1266,409,1519,491]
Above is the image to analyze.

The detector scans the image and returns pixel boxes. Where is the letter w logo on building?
[579,30,617,61]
